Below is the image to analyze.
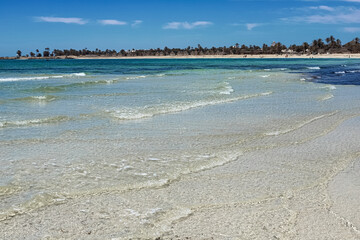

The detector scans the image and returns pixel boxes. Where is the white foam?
[70,72,86,77]
[320,85,337,90]
[261,75,270,78]
[219,82,235,95]
[0,116,69,128]
[0,76,63,82]
[307,66,321,70]
[0,72,86,82]
[318,94,334,101]
[125,75,147,80]
[108,92,272,121]
[300,78,306,81]
[265,112,336,136]
[335,71,345,74]
[31,96,47,100]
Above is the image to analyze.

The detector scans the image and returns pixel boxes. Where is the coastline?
[1,58,360,239]
[2,53,360,60]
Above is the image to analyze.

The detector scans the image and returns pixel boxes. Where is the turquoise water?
[1,59,360,222]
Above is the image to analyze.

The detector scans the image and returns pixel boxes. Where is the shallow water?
[1,59,360,238]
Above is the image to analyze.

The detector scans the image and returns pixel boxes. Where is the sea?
[1,58,360,237]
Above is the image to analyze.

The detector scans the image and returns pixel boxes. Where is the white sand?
[1,113,359,239]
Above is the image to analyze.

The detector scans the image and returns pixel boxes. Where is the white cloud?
[98,19,127,25]
[131,20,143,27]
[36,17,87,25]
[163,21,212,29]
[285,8,360,24]
[309,5,335,11]
[246,23,261,30]
[344,27,360,32]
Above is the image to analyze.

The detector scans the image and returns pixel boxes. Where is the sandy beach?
[7,53,360,60]
[1,113,360,239]
[1,58,360,239]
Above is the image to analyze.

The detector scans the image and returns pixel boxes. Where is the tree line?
[15,36,360,58]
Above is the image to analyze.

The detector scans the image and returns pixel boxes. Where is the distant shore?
[2,53,360,60]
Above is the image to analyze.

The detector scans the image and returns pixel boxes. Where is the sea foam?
[265,112,337,136]
[318,94,334,101]
[107,92,272,121]
[0,73,86,82]
[219,82,235,95]
[0,116,70,128]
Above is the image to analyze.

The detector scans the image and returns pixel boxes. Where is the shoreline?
[2,53,360,60]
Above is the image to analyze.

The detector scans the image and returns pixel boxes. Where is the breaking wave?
[13,95,57,102]
[318,94,334,101]
[218,82,234,95]
[107,92,272,120]
[0,73,87,82]
[30,79,118,93]
[320,85,337,90]
[0,116,70,128]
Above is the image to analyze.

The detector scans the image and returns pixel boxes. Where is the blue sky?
[1,0,360,56]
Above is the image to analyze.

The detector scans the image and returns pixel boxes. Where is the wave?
[0,73,87,82]
[261,75,270,78]
[125,75,147,80]
[107,92,272,120]
[334,69,360,74]
[0,116,70,128]
[347,70,360,73]
[30,79,118,93]
[265,112,337,136]
[320,85,336,90]
[13,95,57,102]
[307,67,321,70]
[70,73,86,77]
[318,94,334,101]
[218,82,234,95]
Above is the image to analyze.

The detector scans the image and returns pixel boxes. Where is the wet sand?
[1,114,359,239]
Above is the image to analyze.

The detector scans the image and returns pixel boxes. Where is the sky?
[1,0,360,56]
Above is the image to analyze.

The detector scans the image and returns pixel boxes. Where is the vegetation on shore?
[6,36,360,59]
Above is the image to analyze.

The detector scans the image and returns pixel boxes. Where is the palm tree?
[336,39,342,48]
[317,38,325,49]
[303,42,309,53]
[311,40,318,53]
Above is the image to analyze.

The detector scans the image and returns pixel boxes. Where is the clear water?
[1,58,360,223]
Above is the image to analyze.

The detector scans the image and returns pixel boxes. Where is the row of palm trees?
[16,36,360,58]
